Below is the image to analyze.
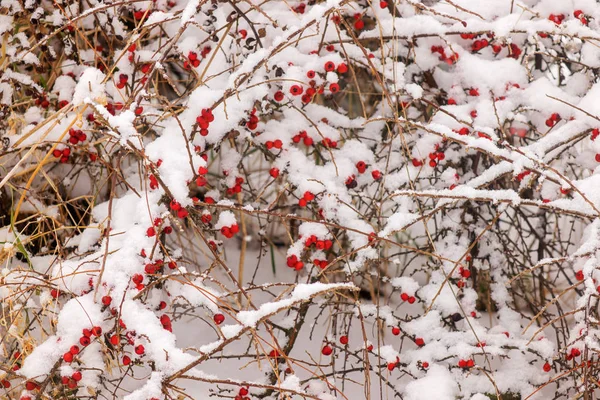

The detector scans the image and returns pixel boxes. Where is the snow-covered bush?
[1,0,600,399]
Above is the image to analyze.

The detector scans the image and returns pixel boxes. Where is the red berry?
[72,371,82,381]
[391,326,400,336]
[63,352,73,363]
[110,335,119,346]
[135,345,145,355]
[354,19,364,30]
[415,338,425,346]
[70,345,79,354]
[387,361,396,371]
[214,313,225,325]
[543,362,551,372]
[329,83,340,93]
[576,270,584,281]
[269,167,280,178]
[340,335,348,345]
[122,355,131,365]
[324,61,335,72]
[290,85,303,96]
[321,345,333,355]
[80,336,91,346]
[146,226,156,237]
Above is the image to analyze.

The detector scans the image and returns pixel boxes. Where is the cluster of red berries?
[293,2,306,13]
[427,151,445,167]
[430,45,460,65]
[9,351,22,372]
[321,137,338,148]
[201,210,212,224]
[169,200,189,219]
[458,266,470,279]
[246,108,259,130]
[35,93,50,109]
[509,127,527,138]
[353,13,365,30]
[220,223,239,238]
[196,165,208,187]
[545,113,561,127]
[400,293,416,304]
[132,273,145,290]
[226,176,244,196]
[286,254,304,271]
[458,359,475,368]
[548,13,565,25]
[184,47,211,69]
[52,147,71,163]
[298,191,315,207]
[144,259,165,274]
[387,356,400,371]
[566,347,581,360]
[160,314,172,332]
[106,102,124,116]
[574,10,589,25]
[116,73,128,89]
[67,128,87,145]
[62,327,101,363]
[304,235,333,251]
[292,130,313,146]
[196,108,215,136]
[312,258,328,269]
[60,370,82,389]
[470,38,489,52]
[265,139,283,150]
[146,217,173,237]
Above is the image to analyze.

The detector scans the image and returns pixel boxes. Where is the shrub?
[0,1,599,399]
